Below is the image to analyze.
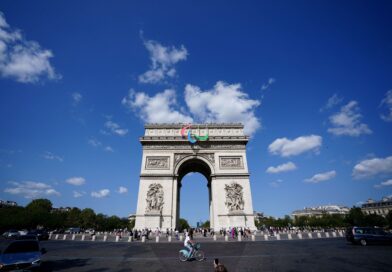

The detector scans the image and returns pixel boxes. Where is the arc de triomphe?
[134,123,256,230]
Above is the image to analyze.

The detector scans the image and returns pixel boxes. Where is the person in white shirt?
[184,232,194,257]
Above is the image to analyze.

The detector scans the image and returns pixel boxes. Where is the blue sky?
[0,1,392,226]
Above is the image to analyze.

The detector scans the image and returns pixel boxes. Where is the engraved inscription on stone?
[146,183,164,213]
[224,183,244,212]
[220,156,243,169]
[145,156,169,169]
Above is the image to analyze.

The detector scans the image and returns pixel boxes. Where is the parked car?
[2,230,19,239]
[85,229,95,235]
[0,239,46,271]
[64,227,80,234]
[27,230,49,241]
[346,226,392,246]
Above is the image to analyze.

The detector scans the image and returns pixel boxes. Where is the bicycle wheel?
[195,250,205,261]
[179,251,188,262]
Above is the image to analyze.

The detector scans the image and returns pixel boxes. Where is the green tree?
[345,207,366,226]
[66,208,82,227]
[201,220,210,228]
[386,211,392,228]
[25,199,53,228]
[178,218,190,231]
[80,208,96,229]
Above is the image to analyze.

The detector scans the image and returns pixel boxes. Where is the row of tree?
[255,208,392,229]
[0,199,133,233]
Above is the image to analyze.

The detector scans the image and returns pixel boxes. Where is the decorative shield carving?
[145,156,169,169]
[146,183,164,213]
[224,183,245,212]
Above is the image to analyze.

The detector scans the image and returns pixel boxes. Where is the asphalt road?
[37,238,392,272]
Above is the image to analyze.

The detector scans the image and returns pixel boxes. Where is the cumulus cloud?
[4,181,60,198]
[103,120,128,136]
[352,156,392,179]
[268,135,322,157]
[117,186,128,194]
[266,162,297,174]
[122,88,193,123]
[320,94,343,112]
[380,90,392,122]
[269,179,283,188]
[42,151,63,162]
[304,170,336,183]
[139,39,187,84]
[88,138,102,147]
[0,12,60,83]
[65,177,85,186]
[104,146,114,152]
[73,191,85,198]
[328,101,372,137]
[374,179,392,189]
[91,189,110,198]
[184,81,261,135]
[72,92,82,106]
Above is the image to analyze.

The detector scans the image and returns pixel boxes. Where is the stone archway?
[134,123,256,230]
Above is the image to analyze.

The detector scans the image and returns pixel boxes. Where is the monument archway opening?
[134,123,256,231]
[177,158,212,228]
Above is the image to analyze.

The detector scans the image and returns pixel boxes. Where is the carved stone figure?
[220,157,243,168]
[146,157,169,169]
[146,183,164,213]
[224,183,245,212]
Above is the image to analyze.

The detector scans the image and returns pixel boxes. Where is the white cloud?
[261,78,276,90]
[104,120,128,136]
[4,181,60,198]
[380,90,392,122]
[328,101,372,137]
[139,39,187,84]
[72,92,82,106]
[352,156,392,179]
[73,191,85,198]
[117,186,128,194]
[104,146,114,152]
[66,177,86,186]
[320,94,343,112]
[43,151,63,162]
[122,88,193,123]
[268,135,322,157]
[91,189,110,198]
[0,12,60,83]
[269,179,283,188]
[184,81,261,136]
[374,179,392,189]
[88,138,102,147]
[304,170,336,183]
[266,162,297,174]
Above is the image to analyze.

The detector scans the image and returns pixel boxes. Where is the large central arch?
[134,123,256,230]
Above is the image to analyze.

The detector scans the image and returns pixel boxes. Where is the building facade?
[361,197,392,217]
[292,205,350,218]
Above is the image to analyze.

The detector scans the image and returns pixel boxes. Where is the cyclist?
[184,231,194,257]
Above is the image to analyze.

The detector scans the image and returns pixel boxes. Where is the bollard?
[264,234,269,241]
[81,234,85,241]
[156,236,159,243]
[142,236,146,243]
[288,234,292,240]
[168,236,172,242]
[298,233,303,239]
[238,234,242,242]
[49,234,52,240]
[92,235,96,241]
[339,231,343,237]
[128,236,133,242]
[332,232,337,237]
[251,234,255,241]
[317,233,321,238]
[72,234,75,240]
[55,234,59,240]
[225,235,229,242]
[308,233,312,239]
[103,235,107,242]
[179,235,183,241]
[213,235,217,241]
[116,236,120,242]
[63,234,67,240]
[276,234,281,240]
[325,232,330,238]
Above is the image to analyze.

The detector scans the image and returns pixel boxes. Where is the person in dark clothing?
[214,258,228,272]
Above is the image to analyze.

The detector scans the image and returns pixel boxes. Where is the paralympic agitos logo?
[180,124,209,144]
